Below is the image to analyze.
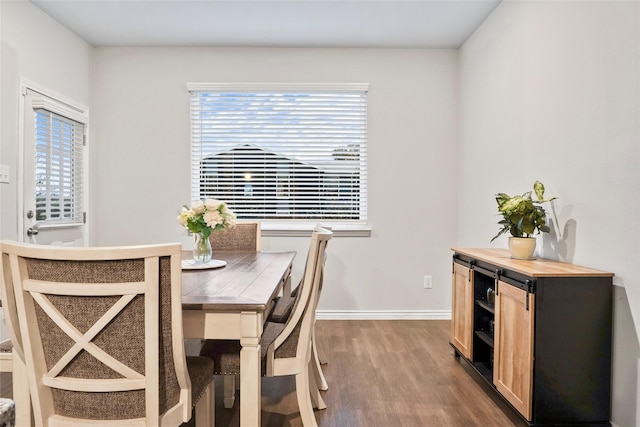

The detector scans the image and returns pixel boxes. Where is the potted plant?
[491,181,556,259]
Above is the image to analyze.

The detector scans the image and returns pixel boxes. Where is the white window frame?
[188,82,371,237]
[32,106,85,225]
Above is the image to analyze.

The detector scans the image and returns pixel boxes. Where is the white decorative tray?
[181,259,227,270]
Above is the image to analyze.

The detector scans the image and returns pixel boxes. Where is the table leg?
[282,274,292,297]
[239,312,262,427]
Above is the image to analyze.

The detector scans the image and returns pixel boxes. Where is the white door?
[21,86,88,246]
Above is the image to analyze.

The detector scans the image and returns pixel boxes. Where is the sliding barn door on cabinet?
[493,280,535,421]
[451,262,474,359]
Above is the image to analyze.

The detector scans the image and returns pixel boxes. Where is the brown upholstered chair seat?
[268,294,296,323]
[199,322,286,376]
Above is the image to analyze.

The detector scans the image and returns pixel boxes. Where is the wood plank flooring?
[1,320,527,427]
[208,320,526,427]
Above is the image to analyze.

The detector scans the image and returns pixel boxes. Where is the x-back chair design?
[0,241,215,427]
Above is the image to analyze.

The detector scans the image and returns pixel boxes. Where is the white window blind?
[189,83,368,223]
[34,109,85,225]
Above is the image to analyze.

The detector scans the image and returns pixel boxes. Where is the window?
[188,83,368,227]
[32,99,86,226]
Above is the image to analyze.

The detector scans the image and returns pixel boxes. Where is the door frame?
[18,78,90,245]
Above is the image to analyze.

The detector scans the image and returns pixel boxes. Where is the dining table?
[181,250,296,427]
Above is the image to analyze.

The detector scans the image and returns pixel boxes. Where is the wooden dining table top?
[181,250,296,312]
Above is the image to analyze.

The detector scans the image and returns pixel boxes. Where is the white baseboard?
[316,310,452,320]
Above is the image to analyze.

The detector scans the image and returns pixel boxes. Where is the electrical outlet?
[424,275,433,289]
[0,164,9,184]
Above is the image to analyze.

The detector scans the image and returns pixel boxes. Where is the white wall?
[459,2,640,425]
[0,0,92,340]
[91,47,459,316]
[5,2,637,422]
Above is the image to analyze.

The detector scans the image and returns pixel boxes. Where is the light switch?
[0,164,9,184]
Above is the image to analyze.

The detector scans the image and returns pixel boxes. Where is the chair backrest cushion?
[209,222,260,251]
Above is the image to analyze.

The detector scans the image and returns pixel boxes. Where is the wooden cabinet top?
[451,248,614,278]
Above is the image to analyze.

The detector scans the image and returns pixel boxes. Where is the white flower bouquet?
[177,199,237,239]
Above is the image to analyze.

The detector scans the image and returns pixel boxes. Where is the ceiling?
[30,0,501,49]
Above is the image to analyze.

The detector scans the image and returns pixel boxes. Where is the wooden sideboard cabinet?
[450,248,613,426]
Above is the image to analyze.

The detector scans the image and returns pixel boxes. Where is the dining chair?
[1,254,31,427]
[268,225,332,393]
[210,220,327,409]
[1,247,23,378]
[0,340,30,427]
[205,221,261,408]
[208,221,261,251]
[199,226,332,426]
[0,241,215,427]
[268,264,329,395]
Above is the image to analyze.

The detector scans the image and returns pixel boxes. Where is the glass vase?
[193,232,212,264]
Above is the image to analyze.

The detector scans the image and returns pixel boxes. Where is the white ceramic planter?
[508,237,536,260]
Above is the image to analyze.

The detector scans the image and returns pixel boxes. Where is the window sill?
[260,222,371,238]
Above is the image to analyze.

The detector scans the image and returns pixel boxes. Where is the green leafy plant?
[491,181,557,242]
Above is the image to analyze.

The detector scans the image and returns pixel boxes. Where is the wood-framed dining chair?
[268,260,329,394]
[1,241,215,427]
[204,221,262,409]
[1,246,24,378]
[268,224,332,393]
[199,226,332,426]
[1,250,31,427]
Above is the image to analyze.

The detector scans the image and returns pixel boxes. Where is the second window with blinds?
[188,83,368,230]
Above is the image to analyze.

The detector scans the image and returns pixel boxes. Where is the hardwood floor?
[212,320,526,427]
[1,320,527,426]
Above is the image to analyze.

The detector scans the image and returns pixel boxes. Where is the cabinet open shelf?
[475,299,495,314]
[474,330,494,348]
